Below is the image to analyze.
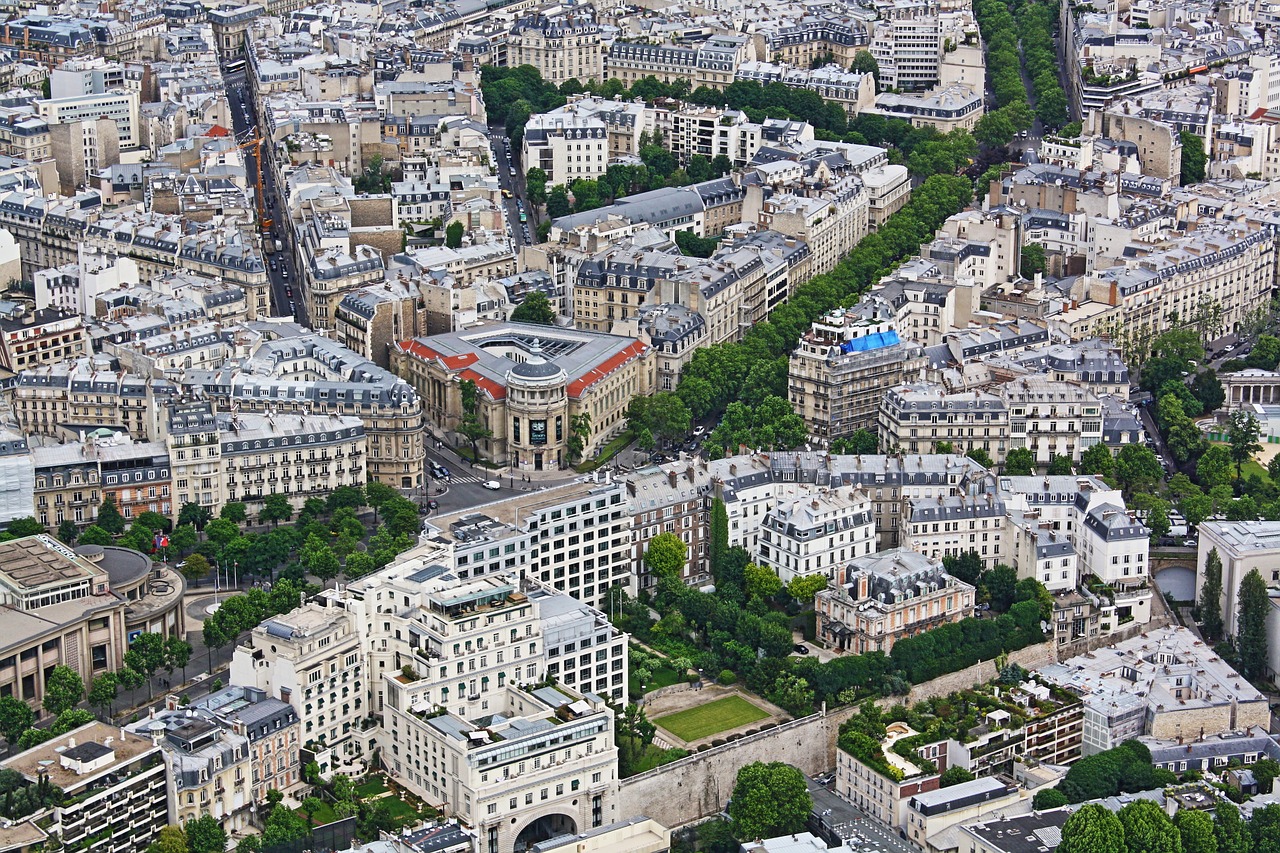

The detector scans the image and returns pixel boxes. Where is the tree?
[170,524,198,554]
[851,50,880,89]
[525,167,548,206]
[510,291,556,325]
[1020,242,1048,279]
[301,535,341,584]
[42,665,84,716]
[96,495,125,535]
[1201,547,1224,641]
[1060,804,1126,853]
[0,696,33,747]
[982,564,1019,612]
[220,502,247,524]
[743,562,783,600]
[56,519,78,545]
[262,804,310,849]
[186,815,228,853]
[1197,444,1234,490]
[444,221,464,249]
[966,448,995,469]
[942,551,983,586]
[87,672,118,720]
[164,636,193,683]
[116,665,146,705]
[457,379,493,462]
[1239,568,1270,680]
[567,412,592,464]
[205,518,239,550]
[260,493,293,527]
[1047,455,1074,475]
[1033,788,1070,810]
[1215,801,1250,853]
[1117,799,1180,853]
[1174,810,1217,853]
[78,525,113,547]
[1005,448,1035,475]
[148,827,189,853]
[1115,444,1163,496]
[973,109,1017,148]
[1079,443,1116,478]
[728,762,812,841]
[1228,410,1263,480]
[125,633,167,698]
[178,502,212,531]
[786,574,828,606]
[179,553,212,584]
[1191,369,1226,414]
[1255,758,1280,794]
[643,533,686,583]
[546,185,571,219]
[1180,130,1207,185]
[940,766,975,788]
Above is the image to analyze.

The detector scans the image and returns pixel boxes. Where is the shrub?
[718,669,736,684]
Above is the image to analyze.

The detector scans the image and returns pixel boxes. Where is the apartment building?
[0,308,88,374]
[384,682,618,853]
[865,84,984,132]
[230,602,367,776]
[11,354,173,442]
[1196,522,1280,668]
[628,461,712,590]
[193,685,302,803]
[522,113,609,185]
[127,710,253,831]
[837,720,940,829]
[509,17,604,86]
[903,778,1021,849]
[878,383,1010,461]
[901,493,1007,570]
[789,302,927,439]
[758,489,876,585]
[605,36,752,90]
[1038,626,1269,754]
[1083,224,1274,349]
[1003,377,1103,466]
[2,722,169,853]
[186,334,424,490]
[711,451,987,552]
[816,548,975,654]
[32,442,103,530]
[419,480,633,612]
[333,280,424,369]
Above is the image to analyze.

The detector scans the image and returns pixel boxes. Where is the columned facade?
[1222,369,1280,412]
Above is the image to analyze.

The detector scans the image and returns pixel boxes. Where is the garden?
[653,695,771,743]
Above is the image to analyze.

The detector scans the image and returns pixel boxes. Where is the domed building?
[394,323,654,472]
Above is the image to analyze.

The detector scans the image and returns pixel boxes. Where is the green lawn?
[382,796,421,827]
[629,664,683,700]
[576,430,634,473]
[356,777,389,798]
[300,801,339,826]
[654,695,770,741]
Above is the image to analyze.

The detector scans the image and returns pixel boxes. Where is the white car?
[483,480,501,490]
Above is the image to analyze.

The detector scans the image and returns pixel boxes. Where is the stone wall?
[618,708,859,829]
[887,642,1058,707]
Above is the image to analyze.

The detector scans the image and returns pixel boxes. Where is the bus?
[224,58,246,75]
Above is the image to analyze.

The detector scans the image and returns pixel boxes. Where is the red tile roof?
[442,352,479,369]
[207,124,232,138]
[567,340,649,399]
[459,368,505,400]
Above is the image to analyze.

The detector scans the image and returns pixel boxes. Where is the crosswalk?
[441,473,486,485]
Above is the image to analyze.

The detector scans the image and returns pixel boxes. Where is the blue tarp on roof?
[840,330,900,354]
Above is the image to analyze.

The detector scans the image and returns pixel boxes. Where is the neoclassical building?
[393,323,654,473]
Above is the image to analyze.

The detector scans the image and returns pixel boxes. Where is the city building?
[230,602,367,776]
[816,549,975,654]
[0,536,184,710]
[508,17,604,87]
[394,324,653,473]
[522,113,609,185]
[127,710,253,830]
[192,685,303,803]
[758,488,876,585]
[788,302,927,439]
[878,383,1010,461]
[1,721,170,853]
[1036,626,1269,755]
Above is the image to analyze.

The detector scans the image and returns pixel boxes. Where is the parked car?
[693,425,707,438]
[793,644,809,655]
[1184,539,1198,548]
[427,499,439,510]
[483,480,501,490]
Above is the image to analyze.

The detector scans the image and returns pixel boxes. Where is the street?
[492,128,533,247]
[809,779,918,853]
[224,70,297,321]
[414,441,583,520]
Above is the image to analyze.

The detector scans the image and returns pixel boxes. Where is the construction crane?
[233,134,272,232]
